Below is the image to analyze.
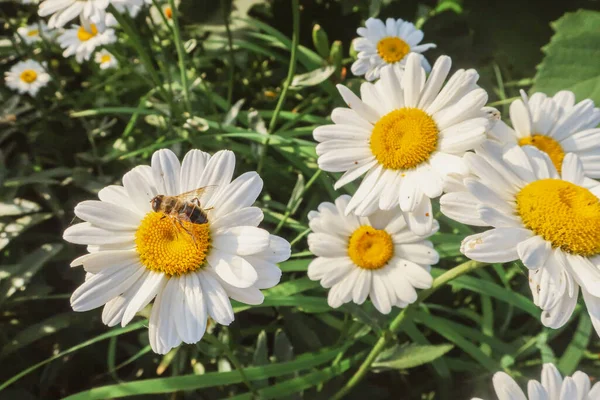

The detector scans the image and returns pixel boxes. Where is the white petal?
[492,372,527,400]
[210,207,263,231]
[198,269,234,325]
[403,196,434,236]
[63,222,134,246]
[352,269,371,304]
[152,149,181,196]
[509,99,532,136]
[207,252,258,288]
[561,153,585,185]
[370,272,392,314]
[122,271,167,326]
[502,145,536,183]
[71,249,138,274]
[461,228,532,263]
[208,172,263,218]
[395,242,439,265]
[417,55,451,110]
[198,150,235,190]
[179,149,210,193]
[174,273,207,343]
[212,226,270,256]
[402,53,424,107]
[541,363,563,398]
[440,192,487,227]
[559,377,578,400]
[336,84,379,123]
[478,205,521,228]
[517,235,552,270]
[74,200,140,230]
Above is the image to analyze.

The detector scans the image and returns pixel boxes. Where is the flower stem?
[330,260,486,400]
[256,0,300,174]
[168,0,191,113]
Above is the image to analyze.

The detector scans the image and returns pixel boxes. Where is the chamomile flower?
[351,17,436,81]
[63,149,290,354]
[5,59,50,96]
[440,142,600,335]
[149,0,180,25]
[473,363,600,400]
[307,195,439,314]
[39,0,110,28]
[314,53,489,235]
[57,21,116,63]
[16,21,51,44]
[490,89,600,177]
[94,49,117,69]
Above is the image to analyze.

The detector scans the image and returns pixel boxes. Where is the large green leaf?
[532,10,600,103]
[373,343,454,371]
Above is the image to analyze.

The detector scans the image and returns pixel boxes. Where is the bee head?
[151,195,164,212]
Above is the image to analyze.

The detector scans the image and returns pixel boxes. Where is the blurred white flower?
[307,195,438,314]
[94,49,118,69]
[313,53,489,235]
[4,59,51,96]
[472,363,600,400]
[63,149,290,354]
[105,0,148,26]
[57,21,116,63]
[351,17,436,81]
[16,21,51,44]
[39,0,110,28]
[149,0,180,25]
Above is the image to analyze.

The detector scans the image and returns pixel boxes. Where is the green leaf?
[557,313,592,375]
[532,10,600,103]
[62,345,348,399]
[253,331,269,389]
[373,343,455,371]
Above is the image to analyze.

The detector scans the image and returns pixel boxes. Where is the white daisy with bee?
[489,89,600,180]
[473,363,600,400]
[5,59,51,96]
[16,21,52,44]
[63,149,291,354]
[307,195,439,314]
[57,20,116,63]
[351,17,436,81]
[440,142,600,335]
[314,53,490,235]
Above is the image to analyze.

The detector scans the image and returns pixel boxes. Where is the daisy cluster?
[36,11,599,386]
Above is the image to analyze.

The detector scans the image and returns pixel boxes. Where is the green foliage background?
[1,0,599,399]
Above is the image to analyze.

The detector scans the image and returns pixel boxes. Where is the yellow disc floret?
[27,29,40,37]
[370,108,439,170]
[518,134,565,173]
[348,226,394,270]
[20,69,38,83]
[100,54,112,64]
[135,212,211,276]
[77,24,98,42]
[376,37,410,64]
[516,179,600,256]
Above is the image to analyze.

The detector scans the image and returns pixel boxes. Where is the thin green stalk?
[330,261,487,400]
[204,334,258,397]
[274,169,322,234]
[256,0,300,174]
[220,0,236,107]
[168,0,191,112]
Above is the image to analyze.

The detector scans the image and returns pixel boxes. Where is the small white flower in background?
[57,20,116,63]
[16,21,51,44]
[5,59,51,96]
[63,149,290,354]
[105,0,148,27]
[307,195,438,314]
[351,17,436,81]
[38,0,110,28]
[490,89,600,181]
[94,49,118,69]
[472,363,600,400]
[313,53,489,235]
[440,142,600,335]
[149,0,180,25]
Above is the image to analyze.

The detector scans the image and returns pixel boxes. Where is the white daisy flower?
[94,49,118,69]
[307,195,439,314]
[57,21,116,63]
[351,17,436,81]
[149,0,180,25]
[314,53,489,235]
[5,59,51,96]
[105,0,147,26]
[16,21,51,44]
[440,142,600,335]
[63,149,291,354]
[490,89,600,178]
[38,0,109,28]
[472,363,600,400]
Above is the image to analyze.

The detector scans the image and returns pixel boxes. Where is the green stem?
[256,0,300,174]
[168,0,191,112]
[220,0,235,108]
[330,260,486,400]
[273,169,322,235]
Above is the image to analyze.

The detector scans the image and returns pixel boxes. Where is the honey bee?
[150,187,213,239]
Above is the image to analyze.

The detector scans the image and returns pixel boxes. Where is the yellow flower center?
[518,134,565,173]
[164,6,173,19]
[370,108,439,170]
[376,36,410,64]
[77,24,98,42]
[20,69,38,83]
[135,212,211,276]
[516,179,600,256]
[27,29,40,37]
[100,54,112,63]
[348,226,394,270]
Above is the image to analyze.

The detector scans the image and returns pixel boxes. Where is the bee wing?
[175,185,218,202]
